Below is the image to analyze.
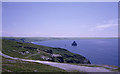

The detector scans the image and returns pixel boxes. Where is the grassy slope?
[2,56,66,72]
[2,39,52,59]
[2,39,90,64]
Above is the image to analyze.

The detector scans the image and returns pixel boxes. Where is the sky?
[2,2,118,37]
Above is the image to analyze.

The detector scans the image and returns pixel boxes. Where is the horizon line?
[1,36,119,38]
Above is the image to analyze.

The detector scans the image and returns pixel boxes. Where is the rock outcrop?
[72,41,77,46]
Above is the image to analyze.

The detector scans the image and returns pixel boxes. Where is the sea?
[32,39,118,66]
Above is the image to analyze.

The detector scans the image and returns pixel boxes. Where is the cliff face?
[2,39,91,64]
[51,48,91,64]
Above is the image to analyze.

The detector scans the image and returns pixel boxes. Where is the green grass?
[2,57,66,72]
[2,39,52,59]
[111,67,120,71]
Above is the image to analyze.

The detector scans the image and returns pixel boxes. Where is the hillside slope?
[2,39,90,64]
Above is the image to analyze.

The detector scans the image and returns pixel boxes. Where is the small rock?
[51,54,62,57]
[41,55,51,60]
[34,70,38,72]
[26,51,29,54]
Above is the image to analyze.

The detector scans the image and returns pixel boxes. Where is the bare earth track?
[0,51,113,72]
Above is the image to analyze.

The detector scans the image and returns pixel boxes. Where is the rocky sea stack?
[72,41,77,46]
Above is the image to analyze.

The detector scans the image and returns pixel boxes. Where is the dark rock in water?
[72,41,77,46]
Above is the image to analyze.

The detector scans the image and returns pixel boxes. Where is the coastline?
[2,37,119,66]
[31,38,118,67]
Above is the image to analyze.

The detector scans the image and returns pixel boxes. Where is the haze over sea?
[33,38,118,66]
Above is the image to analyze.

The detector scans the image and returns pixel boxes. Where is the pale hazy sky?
[2,2,118,37]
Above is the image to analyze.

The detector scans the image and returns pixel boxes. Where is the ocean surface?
[32,39,118,66]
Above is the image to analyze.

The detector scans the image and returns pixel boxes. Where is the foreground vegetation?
[2,56,66,72]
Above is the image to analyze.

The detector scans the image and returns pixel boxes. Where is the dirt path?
[0,51,112,72]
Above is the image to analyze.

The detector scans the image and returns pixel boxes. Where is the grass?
[111,67,120,71]
[2,56,66,72]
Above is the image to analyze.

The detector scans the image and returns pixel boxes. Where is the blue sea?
[32,39,118,66]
